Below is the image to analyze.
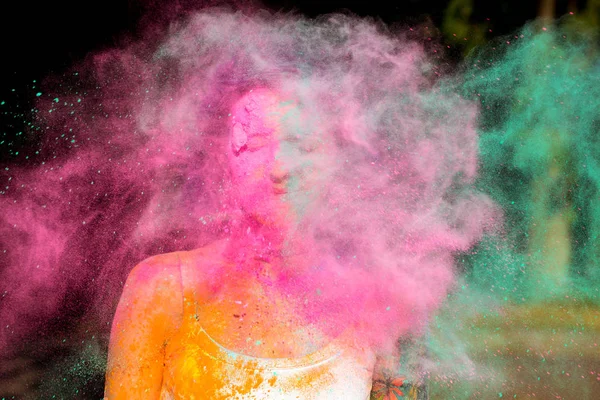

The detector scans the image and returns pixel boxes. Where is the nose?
[269,161,289,184]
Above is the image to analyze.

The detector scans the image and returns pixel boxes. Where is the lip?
[273,185,287,194]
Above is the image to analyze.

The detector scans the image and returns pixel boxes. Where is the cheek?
[298,154,331,185]
[231,150,267,178]
[231,157,273,193]
[249,164,268,181]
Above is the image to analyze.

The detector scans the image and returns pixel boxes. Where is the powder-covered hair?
[0,10,497,357]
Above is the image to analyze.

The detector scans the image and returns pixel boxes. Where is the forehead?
[230,89,282,138]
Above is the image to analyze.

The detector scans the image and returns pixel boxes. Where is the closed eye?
[283,134,301,143]
[299,141,320,153]
[245,135,270,151]
[283,134,320,152]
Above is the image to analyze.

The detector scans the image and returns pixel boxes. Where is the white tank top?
[158,250,376,399]
[160,324,375,399]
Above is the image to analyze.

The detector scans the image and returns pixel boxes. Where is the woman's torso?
[158,246,376,399]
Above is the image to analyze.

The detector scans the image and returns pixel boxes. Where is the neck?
[224,212,314,276]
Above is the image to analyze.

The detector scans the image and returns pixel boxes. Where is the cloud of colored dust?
[410,20,600,398]
[15,5,600,399]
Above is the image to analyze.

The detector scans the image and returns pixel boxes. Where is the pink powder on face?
[0,8,499,362]
[228,89,283,214]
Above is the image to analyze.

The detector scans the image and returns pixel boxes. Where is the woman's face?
[228,89,331,225]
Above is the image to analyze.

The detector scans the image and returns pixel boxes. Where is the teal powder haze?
[464,21,600,300]
[413,20,600,399]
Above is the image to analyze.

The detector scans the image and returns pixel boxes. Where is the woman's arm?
[370,354,407,400]
[370,357,427,400]
[104,255,183,399]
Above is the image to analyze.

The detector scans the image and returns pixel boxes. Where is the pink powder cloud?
[0,8,498,361]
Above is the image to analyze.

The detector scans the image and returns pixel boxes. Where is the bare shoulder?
[182,239,228,262]
[124,240,227,298]
[176,239,229,289]
[125,252,183,293]
[115,251,186,329]
[107,251,189,398]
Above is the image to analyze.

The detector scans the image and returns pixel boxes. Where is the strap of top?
[178,251,199,321]
[175,243,345,369]
[178,241,228,320]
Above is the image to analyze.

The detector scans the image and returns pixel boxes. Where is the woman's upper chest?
[161,296,376,400]
[178,247,333,358]
[191,276,330,358]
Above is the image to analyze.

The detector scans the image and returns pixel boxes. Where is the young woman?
[104,11,490,399]
[104,89,408,399]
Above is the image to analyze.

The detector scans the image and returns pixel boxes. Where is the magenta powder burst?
[0,5,498,395]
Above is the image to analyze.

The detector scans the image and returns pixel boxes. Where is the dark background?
[0,0,550,96]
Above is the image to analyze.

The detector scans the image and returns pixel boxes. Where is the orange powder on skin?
[164,306,269,399]
[163,311,344,399]
[106,247,375,399]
